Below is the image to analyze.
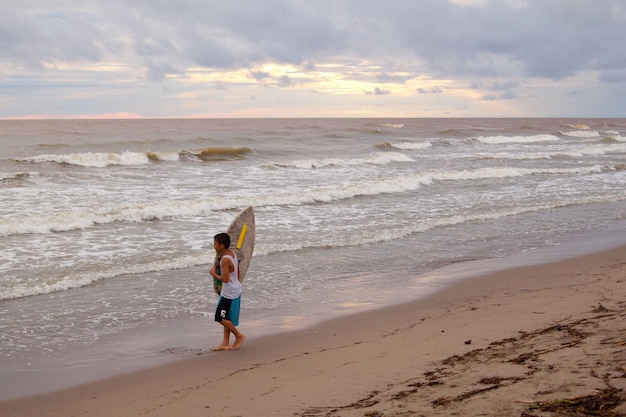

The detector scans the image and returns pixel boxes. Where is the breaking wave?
[0,253,211,300]
[4,190,623,301]
[1,172,31,181]
[375,141,432,150]
[0,164,612,237]
[17,147,252,167]
[471,143,626,161]
[559,130,601,138]
[474,134,560,144]
[377,123,404,129]
[265,152,413,169]
[566,124,590,130]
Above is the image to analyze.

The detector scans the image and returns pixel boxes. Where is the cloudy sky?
[2,0,625,119]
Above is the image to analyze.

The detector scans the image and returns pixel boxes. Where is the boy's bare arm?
[215,257,233,283]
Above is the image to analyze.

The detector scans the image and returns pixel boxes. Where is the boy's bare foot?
[211,344,231,351]
[232,335,246,350]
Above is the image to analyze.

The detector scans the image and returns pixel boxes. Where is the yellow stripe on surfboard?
[236,224,248,249]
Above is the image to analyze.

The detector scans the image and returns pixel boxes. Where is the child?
[209,232,246,351]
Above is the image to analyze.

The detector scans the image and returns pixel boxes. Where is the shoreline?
[1,243,625,416]
[2,227,624,402]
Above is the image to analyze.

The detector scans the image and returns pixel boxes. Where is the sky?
[1,0,626,119]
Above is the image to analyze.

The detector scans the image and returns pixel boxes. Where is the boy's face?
[214,239,226,253]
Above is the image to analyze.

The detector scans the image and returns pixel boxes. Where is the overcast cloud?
[1,0,625,118]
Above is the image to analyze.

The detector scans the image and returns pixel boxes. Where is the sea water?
[1,118,625,398]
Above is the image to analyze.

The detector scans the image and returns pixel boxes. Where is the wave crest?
[266,152,413,169]
[1,172,31,181]
[377,123,404,129]
[0,253,211,300]
[22,151,151,167]
[375,141,432,150]
[474,134,560,144]
[17,147,252,167]
[186,147,251,161]
[559,130,600,138]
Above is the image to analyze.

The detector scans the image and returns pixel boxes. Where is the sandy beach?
[2,245,625,417]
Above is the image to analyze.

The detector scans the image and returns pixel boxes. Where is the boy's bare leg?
[222,319,246,350]
[211,327,232,351]
[232,333,246,350]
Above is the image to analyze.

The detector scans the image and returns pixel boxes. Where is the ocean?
[1,118,625,399]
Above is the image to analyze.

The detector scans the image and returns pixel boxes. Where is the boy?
[209,232,246,351]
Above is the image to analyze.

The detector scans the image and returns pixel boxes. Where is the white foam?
[0,253,212,300]
[430,165,605,182]
[472,143,626,160]
[388,141,433,150]
[268,152,413,169]
[475,134,560,144]
[566,124,590,130]
[0,198,237,236]
[261,193,626,256]
[0,172,31,181]
[0,164,612,238]
[605,132,625,142]
[559,130,601,138]
[148,151,180,162]
[4,184,625,302]
[23,152,151,167]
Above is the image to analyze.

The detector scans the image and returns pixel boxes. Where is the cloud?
[599,70,626,84]
[418,88,443,94]
[7,1,623,79]
[1,0,626,118]
[144,60,180,81]
[364,87,390,95]
[415,1,622,80]
[250,70,272,81]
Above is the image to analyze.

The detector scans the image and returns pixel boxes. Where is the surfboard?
[213,206,255,295]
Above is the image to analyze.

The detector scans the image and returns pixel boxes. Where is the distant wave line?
[377,123,404,129]
[265,152,412,169]
[462,143,626,161]
[473,134,560,144]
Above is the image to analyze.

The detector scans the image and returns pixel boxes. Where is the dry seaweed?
[522,387,623,417]
[432,384,501,407]
[508,340,582,364]
[299,391,380,416]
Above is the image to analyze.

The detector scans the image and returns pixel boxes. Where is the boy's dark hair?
[214,232,231,248]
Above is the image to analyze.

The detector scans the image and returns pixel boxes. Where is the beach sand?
[1,245,625,417]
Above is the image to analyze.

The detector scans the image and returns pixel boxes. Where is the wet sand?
[1,245,625,416]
